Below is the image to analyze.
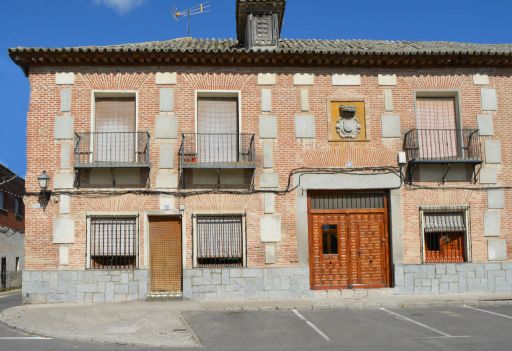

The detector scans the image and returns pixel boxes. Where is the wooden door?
[310,214,349,289]
[308,192,390,290]
[149,217,182,293]
[347,212,389,288]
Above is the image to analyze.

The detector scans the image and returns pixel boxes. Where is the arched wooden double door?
[308,191,391,290]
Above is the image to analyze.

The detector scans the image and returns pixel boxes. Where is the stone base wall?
[4,271,22,290]
[22,270,148,304]
[394,263,512,294]
[183,267,313,300]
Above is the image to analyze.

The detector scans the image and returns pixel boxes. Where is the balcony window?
[75,95,150,169]
[403,95,482,183]
[179,94,255,171]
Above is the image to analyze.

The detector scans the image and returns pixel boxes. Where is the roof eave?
[9,48,512,72]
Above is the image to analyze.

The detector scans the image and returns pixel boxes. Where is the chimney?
[236,0,286,50]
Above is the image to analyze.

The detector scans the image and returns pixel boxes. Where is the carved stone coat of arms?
[336,105,361,139]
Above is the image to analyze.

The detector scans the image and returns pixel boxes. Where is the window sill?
[0,208,7,215]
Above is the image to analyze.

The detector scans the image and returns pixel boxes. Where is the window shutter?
[197,98,239,163]
[416,97,458,158]
[424,212,466,232]
[94,97,136,163]
[196,215,244,267]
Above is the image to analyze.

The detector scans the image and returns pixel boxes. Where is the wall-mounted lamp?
[38,171,50,192]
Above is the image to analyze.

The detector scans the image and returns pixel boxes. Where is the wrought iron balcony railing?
[403,129,482,164]
[179,133,256,169]
[74,132,150,168]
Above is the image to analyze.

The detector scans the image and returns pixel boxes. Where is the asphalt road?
[2,290,512,351]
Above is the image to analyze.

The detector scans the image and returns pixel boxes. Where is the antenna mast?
[172,2,211,37]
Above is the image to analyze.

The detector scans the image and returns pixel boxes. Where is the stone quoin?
[9,0,512,303]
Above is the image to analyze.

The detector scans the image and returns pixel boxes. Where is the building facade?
[0,164,25,290]
[10,0,512,303]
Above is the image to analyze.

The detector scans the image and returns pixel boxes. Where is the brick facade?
[11,0,512,302]
[0,164,24,289]
[16,65,512,302]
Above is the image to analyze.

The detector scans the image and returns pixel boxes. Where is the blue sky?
[1,0,511,177]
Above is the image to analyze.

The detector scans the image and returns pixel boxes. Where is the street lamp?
[38,171,50,192]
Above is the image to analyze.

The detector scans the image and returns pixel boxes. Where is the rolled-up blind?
[94,98,136,162]
[424,212,465,233]
[416,97,458,159]
[197,98,238,163]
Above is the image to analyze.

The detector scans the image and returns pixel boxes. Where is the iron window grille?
[88,216,138,270]
[14,197,23,218]
[193,214,246,268]
[420,207,469,263]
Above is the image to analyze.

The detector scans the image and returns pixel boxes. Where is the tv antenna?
[172,2,211,37]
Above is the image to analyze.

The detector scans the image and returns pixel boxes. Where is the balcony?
[179,133,256,169]
[74,132,150,168]
[404,129,482,164]
[403,129,482,183]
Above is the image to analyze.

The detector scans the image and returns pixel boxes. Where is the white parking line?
[379,307,452,337]
[0,336,52,340]
[463,305,512,320]
[292,309,331,341]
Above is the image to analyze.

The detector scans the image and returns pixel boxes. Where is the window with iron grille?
[14,197,23,217]
[421,207,468,263]
[194,215,245,268]
[0,192,5,211]
[88,216,138,269]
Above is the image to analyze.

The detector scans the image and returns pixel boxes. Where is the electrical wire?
[25,166,404,198]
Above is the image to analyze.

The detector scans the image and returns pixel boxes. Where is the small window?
[89,216,138,269]
[195,215,245,268]
[422,208,468,263]
[15,257,20,271]
[322,224,338,255]
[0,192,4,211]
[14,197,23,217]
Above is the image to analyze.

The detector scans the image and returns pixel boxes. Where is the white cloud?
[93,0,145,14]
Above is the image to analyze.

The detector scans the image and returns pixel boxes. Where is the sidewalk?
[1,292,512,348]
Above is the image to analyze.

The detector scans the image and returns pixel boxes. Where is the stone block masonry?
[22,270,148,304]
[183,268,313,300]
[394,263,512,294]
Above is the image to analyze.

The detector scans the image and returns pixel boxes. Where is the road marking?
[463,305,512,320]
[292,309,307,321]
[292,309,330,341]
[379,307,452,337]
[0,336,52,340]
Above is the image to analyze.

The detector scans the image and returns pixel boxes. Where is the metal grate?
[179,133,256,169]
[89,216,138,269]
[422,208,467,263]
[311,193,385,210]
[195,215,244,267]
[1,257,5,289]
[75,132,150,168]
[404,129,482,163]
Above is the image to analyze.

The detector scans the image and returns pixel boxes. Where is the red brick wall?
[24,66,512,270]
[0,166,24,232]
